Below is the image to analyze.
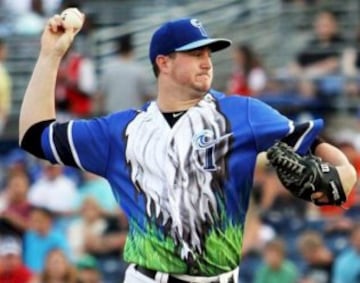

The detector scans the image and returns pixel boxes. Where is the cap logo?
[190,19,208,37]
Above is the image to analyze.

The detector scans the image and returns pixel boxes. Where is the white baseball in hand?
[60,8,84,30]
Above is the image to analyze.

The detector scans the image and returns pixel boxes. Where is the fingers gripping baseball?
[41,8,84,57]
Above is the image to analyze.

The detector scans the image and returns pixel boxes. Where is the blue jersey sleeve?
[248,98,324,154]
[39,110,137,176]
[40,116,112,176]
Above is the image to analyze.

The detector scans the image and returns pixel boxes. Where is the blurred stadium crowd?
[0,0,360,283]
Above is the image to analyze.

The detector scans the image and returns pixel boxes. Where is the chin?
[193,87,209,96]
[194,82,211,93]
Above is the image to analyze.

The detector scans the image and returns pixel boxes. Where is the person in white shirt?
[28,162,77,214]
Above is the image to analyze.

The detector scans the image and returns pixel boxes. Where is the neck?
[38,227,51,236]
[86,217,98,224]
[157,78,207,112]
[157,95,202,112]
[11,198,26,204]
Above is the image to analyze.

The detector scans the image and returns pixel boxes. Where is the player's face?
[169,47,213,94]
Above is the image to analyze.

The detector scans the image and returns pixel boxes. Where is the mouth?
[197,73,210,79]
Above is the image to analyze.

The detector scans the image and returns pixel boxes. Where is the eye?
[189,50,202,57]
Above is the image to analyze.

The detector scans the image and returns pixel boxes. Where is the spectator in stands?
[297,230,334,283]
[340,24,360,97]
[293,10,346,97]
[0,172,32,236]
[2,0,61,35]
[0,38,12,135]
[344,26,360,97]
[252,154,312,237]
[333,224,360,283]
[23,206,70,273]
[227,43,267,96]
[2,0,60,18]
[35,248,77,283]
[73,172,119,216]
[68,197,108,261]
[28,162,77,218]
[83,213,128,283]
[0,236,34,283]
[55,45,97,119]
[2,148,31,183]
[261,184,308,234]
[254,238,298,283]
[241,196,276,256]
[98,34,154,114]
[1,0,44,35]
[76,254,102,283]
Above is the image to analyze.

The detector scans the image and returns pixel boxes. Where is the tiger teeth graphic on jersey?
[125,94,231,261]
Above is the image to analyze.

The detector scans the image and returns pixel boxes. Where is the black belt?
[135,266,235,283]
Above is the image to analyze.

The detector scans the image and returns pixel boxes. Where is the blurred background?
[0,0,360,283]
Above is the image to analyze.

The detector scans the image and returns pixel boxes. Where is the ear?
[155,55,172,75]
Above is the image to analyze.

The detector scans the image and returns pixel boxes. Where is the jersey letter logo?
[192,129,232,171]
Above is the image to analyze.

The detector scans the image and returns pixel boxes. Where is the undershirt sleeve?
[20,119,55,159]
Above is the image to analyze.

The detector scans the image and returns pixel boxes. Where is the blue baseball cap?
[149,18,231,64]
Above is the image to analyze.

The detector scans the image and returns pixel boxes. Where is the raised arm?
[19,13,84,143]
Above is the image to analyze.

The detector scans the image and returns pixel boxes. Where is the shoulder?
[211,90,270,110]
[255,264,268,275]
[335,249,355,264]
[20,264,33,275]
[57,175,76,186]
[101,103,152,132]
[99,107,143,125]
[209,90,276,117]
[283,260,298,272]
[209,89,250,106]
[100,57,122,71]
[24,230,36,239]
[49,230,68,243]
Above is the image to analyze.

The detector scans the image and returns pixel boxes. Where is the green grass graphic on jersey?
[124,219,243,276]
[124,221,188,273]
[196,224,243,275]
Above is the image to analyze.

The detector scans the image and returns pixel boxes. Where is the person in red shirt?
[0,173,32,236]
[227,44,267,96]
[0,236,33,283]
[55,48,97,118]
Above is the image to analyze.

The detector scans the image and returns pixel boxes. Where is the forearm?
[19,53,61,143]
[315,142,357,196]
[303,58,339,78]
[19,11,84,143]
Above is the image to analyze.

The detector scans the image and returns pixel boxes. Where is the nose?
[200,51,212,70]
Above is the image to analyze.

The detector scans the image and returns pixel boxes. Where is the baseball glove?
[266,141,346,206]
